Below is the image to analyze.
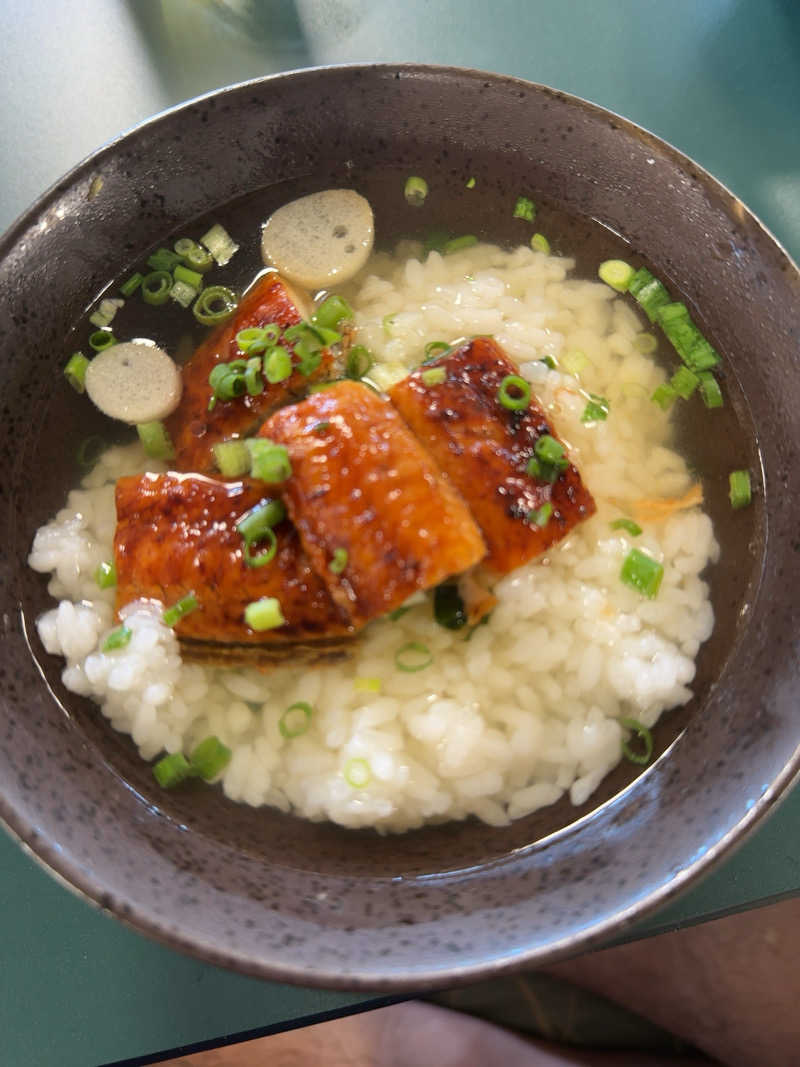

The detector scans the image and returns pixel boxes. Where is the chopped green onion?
[423,341,450,361]
[610,518,642,537]
[88,329,116,352]
[313,294,353,330]
[279,702,313,739]
[180,241,214,273]
[433,582,467,630]
[656,302,701,363]
[527,502,553,527]
[443,234,478,254]
[729,469,751,510]
[244,596,285,631]
[581,394,609,423]
[497,374,531,411]
[190,736,231,780]
[534,434,568,475]
[329,547,348,575]
[193,285,238,326]
[75,435,105,470]
[395,641,433,672]
[162,592,199,627]
[89,298,124,329]
[423,229,450,256]
[685,335,720,372]
[634,333,658,354]
[531,233,550,255]
[141,270,173,306]
[382,313,396,336]
[208,361,247,406]
[561,349,589,376]
[264,346,292,383]
[174,263,204,290]
[307,322,341,346]
[212,440,250,478]
[354,677,382,692]
[153,752,191,789]
[670,365,700,399]
[404,176,428,206]
[650,383,676,411]
[119,272,144,298]
[200,223,239,266]
[137,420,174,460]
[620,717,654,766]
[295,346,322,376]
[513,195,536,221]
[421,367,446,386]
[628,268,670,322]
[620,548,664,599]
[173,237,197,259]
[540,355,557,370]
[246,438,292,483]
[244,356,264,396]
[466,176,476,189]
[237,500,284,567]
[698,371,724,409]
[102,625,132,652]
[345,344,373,379]
[170,279,198,308]
[598,259,634,292]
[64,352,89,393]
[94,560,117,589]
[147,247,181,272]
[343,757,372,788]
[242,526,277,568]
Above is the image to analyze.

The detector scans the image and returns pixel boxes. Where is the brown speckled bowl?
[1,65,799,990]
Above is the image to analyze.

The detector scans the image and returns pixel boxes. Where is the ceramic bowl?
[1,64,798,990]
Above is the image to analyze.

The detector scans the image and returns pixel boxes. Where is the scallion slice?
[729,469,751,510]
[137,420,174,460]
[620,717,654,766]
[174,263,204,290]
[162,592,199,627]
[423,341,450,361]
[119,272,144,298]
[581,394,609,423]
[670,365,699,399]
[264,346,292,384]
[64,352,89,393]
[169,278,198,309]
[102,625,132,652]
[346,344,373,379]
[279,702,313,739]
[190,736,231,780]
[382,313,396,336]
[212,440,250,478]
[466,176,476,189]
[94,560,117,589]
[193,285,238,326]
[329,547,348,575]
[237,500,284,568]
[147,247,181,272]
[153,752,191,789]
[244,356,264,396]
[313,294,353,330]
[421,367,446,386]
[530,233,550,255]
[527,502,553,527]
[443,235,478,254]
[173,237,197,259]
[610,517,642,537]
[650,383,676,411]
[534,434,568,478]
[540,355,557,370]
[698,371,723,409]
[497,374,531,411]
[242,526,277,568]
[620,548,664,599]
[513,195,536,221]
[246,439,292,483]
[244,596,285,631]
[343,757,372,788]
[629,269,671,322]
[634,333,658,354]
[200,223,239,266]
[598,259,634,292]
[182,242,214,273]
[404,176,428,206]
[88,329,116,352]
[141,270,172,306]
[395,641,433,672]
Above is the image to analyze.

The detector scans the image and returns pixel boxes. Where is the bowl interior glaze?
[1,65,798,990]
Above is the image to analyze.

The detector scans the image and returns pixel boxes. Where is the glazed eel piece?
[164,272,333,474]
[389,336,596,573]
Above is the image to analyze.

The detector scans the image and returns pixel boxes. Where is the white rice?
[29,241,718,832]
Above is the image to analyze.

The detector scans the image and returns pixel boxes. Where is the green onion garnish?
[628,268,671,322]
[423,341,450,361]
[620,548,664,599]
[75,435,105,470]
[423,229,450,256]
[244,356,264,396]
[395,641,433,672]
[313,294,353,330]
[421,367,446,387]
[433,582,467,630]
[119,272,144,298]
[190,736,232,780]
[147,247,181,272]
[729,469,751,510]
[540,355,557,370]
[354,677,382,692]
[193,285,238,327]
[346,344,373,379]
[170,278,199,309]
[669,365,699,399]
[153,752,191,789]
[329,547,348,575]
[173,237,196,259]
[237,500,284,568]
[88,329,116,352]
[137,420,174,460]
[102,625,132,652]
[343,757,372,788]
[212,440,250,478]
[200,223,239,266]
[598,259,634,292]
[685,335,720,372]
[404,176,428,207]
[64,352,89,393]
[530,233,550,255]
[382,313,396,336]
[183,242,214,273]
[610,518,642,537]
[443,235,478,254]
[264,346,292,383]
[162,592,199,627]
[698,371,723,409]
[534,434,568,477]
[246,438,292,483]
[243,526,277,568]
[466,176,476,189]
[244,596,285,631]
[561,349,589,377]
[650,383,676,411]
[581,394,609,423]
[513,195,536,221]
[174,263,204,290]
[279,701,313,739]
[237,325,281,353]
[620,717,654,766]
[94,560,117,589]
[527,502,553,527]
[497,374,531,411]
[141,270,172,306]
[634,333,658,354]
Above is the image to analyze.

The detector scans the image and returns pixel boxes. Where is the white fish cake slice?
[85,341,182,423]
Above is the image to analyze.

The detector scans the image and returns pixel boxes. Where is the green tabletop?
[2,2,799,1064]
